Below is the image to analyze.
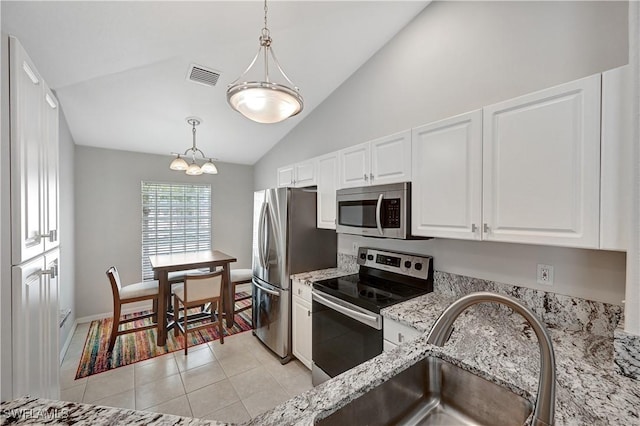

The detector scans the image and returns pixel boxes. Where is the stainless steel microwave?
[336,182,414,239]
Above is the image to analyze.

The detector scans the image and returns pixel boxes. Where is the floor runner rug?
[76,293,252,378]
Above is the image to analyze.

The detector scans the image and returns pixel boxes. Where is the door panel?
[252,279,289,359]
[339,142,370,189]
[370,130,412,185]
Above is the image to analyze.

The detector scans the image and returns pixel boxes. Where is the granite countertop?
[290,268,354,286]
[248,291,640,426]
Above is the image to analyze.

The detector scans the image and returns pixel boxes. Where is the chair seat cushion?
[120,280,159,300]
[231,269,252,283]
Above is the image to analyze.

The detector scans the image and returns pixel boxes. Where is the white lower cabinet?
[383,317,421,351]
[292,279,312,369]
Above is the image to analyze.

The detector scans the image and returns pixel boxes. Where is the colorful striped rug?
[75,293,252,379]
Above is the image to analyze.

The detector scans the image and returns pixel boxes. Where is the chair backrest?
[106,266,122,301]
[183,270,223,303]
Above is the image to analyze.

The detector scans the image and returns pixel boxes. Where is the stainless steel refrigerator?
[252,187,337,363]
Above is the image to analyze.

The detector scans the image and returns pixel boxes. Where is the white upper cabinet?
[600,65,631,251]
[10,37,59,264]
[482,74,601,248]
[338,141,370,188]
[338,130,411,189]
[370,130,412,186]
[412,110,483,240]
[277,160,316,188]
[316,152,338,229]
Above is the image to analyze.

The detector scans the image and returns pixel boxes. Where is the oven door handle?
[312,291,382,330]
[375,193,384,236]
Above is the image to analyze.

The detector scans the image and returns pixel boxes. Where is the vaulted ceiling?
[2,1,428,164]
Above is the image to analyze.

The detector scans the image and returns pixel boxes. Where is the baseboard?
[59,320,78,365]
[76,302,153,324]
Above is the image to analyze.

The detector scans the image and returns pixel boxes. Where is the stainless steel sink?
[316,356,533,426]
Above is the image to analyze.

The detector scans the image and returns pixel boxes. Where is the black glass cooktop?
[313,273,430,313]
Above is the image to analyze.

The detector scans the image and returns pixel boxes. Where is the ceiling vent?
[186,64,221,87]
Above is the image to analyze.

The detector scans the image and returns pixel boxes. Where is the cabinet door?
[10,37,46,263]
[43,85,60,252]
[338,142,370,188]
[316,153,338,229]
[370,130,412,185]
[292,296,312,369]
[294,160,316,187]
[482,74,601,248]
[412,111,482,240]
[12,249,60,399]
[600,66,631,251]
[277,165,294,187]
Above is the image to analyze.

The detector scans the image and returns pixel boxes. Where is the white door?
[412,110,483,240]
[294,160,316,187]
[482,74,601,248]
[12,250,60,399]
[316,153,338,229]
[276,165,294,187]
[10,37,45,264]
[291,296,312,369]
[43,85,60,252]
[600,66,631,251]
[339,142,370,188]
[370,130,412,185]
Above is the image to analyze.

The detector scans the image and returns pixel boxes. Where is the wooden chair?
[106,266,159,354]
[230,269,252,316]
[173,270,225,355]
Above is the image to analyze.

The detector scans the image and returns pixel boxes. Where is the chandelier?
[226,0,303,124]
[169,117,218,176]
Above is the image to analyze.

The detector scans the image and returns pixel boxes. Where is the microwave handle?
[376,193,384,236]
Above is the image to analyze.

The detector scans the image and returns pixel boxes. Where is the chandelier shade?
[227,0,303,124]
[169,117,218,175]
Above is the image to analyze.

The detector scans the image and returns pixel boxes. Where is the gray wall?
[58,110,75,349]
[253,1,629,305]
[74,146,254,319]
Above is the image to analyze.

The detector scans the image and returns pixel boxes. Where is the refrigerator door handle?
[258,202,268,269]
[253,280,280,297]
[375,193,384,236]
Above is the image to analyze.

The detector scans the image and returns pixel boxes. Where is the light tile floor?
[59,323,312,423]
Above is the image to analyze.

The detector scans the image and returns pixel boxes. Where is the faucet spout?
[426,291,556,426]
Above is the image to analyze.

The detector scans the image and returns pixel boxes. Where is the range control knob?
[414,263,423,271]
[359,252,366,260]
[367,254,374,261]
[404,260,412,269]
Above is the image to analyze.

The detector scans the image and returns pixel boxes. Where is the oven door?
[311,290,382,385]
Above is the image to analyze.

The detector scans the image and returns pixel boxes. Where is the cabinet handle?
[39,230,57,242]
[298,288,302,295]
[398,332,404,343]
[471,224,477,233]
[363,174,368,181]
[39,265,58,279]
[483,223,490,233]
[307,310,311,317]
[370,173,374,181]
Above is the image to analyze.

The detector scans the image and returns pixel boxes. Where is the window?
[141,181,212,280]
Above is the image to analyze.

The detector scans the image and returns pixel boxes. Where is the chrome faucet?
[426,291,556,426]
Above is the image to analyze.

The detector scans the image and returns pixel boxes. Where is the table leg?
[223,263,235,328]
[157,272,168,346]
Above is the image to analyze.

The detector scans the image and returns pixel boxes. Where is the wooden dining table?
[148,250,237,346]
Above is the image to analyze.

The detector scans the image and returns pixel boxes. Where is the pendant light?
[226,0,303,124]
[169,117,218,175]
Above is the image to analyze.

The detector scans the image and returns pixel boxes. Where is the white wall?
[74,146,254,320]
[58,109,75,349]
[253,1,629,305]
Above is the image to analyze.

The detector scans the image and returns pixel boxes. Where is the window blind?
[141,182,212,280]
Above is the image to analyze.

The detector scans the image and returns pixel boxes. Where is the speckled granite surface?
[0,396,222,425]
[291,267,354,286]
[615,326,640,380]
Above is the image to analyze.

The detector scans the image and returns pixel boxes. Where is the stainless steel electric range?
[311,247,433,386]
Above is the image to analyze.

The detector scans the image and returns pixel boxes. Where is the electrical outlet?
[352,242,359,255]
[537,264,554,285]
